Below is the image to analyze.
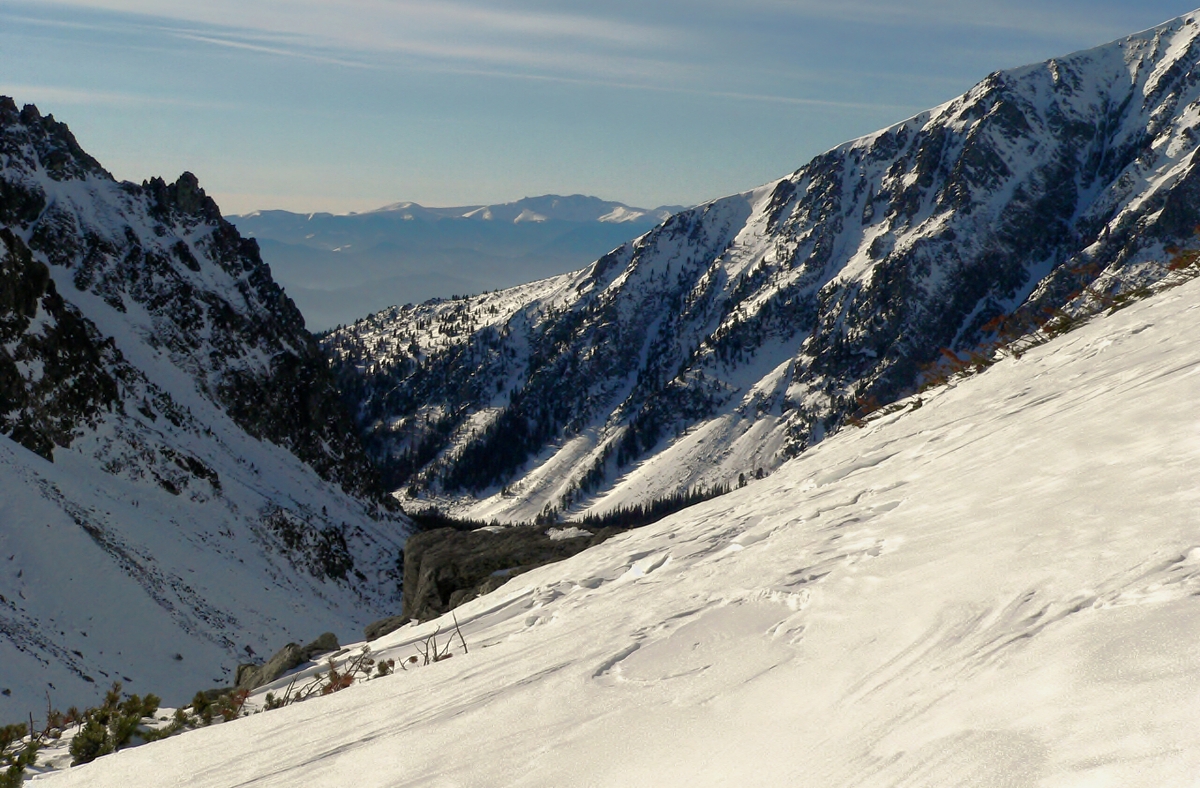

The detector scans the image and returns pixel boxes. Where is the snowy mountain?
[326,11,1200,523]
[34,241,1200,787]
[0,98,410,715]
[227,196,681,331]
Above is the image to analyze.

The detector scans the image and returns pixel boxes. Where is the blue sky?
[0,1,1195,214]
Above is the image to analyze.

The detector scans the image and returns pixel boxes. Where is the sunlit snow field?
[35,277,1200,786]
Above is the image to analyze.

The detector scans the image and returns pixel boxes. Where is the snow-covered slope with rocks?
[327,10,1200,523]
[38,245,1200,787]
[228,196,681,331]
[0,98,409,715]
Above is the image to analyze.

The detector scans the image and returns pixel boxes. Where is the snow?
[0,125,409,716]
[513,209,547,224]
[0,372,404,713]
[31,261,1200,786]
[328,9,1200,521]
[597,206,648,223]
[545,526,589,541]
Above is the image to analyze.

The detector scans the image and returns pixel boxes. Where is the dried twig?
[452,612,469,655]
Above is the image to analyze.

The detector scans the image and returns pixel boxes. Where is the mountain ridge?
[0,97,409,714]
[325,9,1200,522]
[234,194,680,226]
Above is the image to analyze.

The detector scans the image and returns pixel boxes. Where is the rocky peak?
[0,97,109,182]
[145,171,225,225]
[0,100,408,712]
[0,99,386,501]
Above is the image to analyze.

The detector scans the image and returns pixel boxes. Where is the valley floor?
[33,277,1200,786]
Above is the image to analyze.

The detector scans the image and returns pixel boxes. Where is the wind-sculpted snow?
[328,12,1200,522]
[0,98,409,714]
[39,254,1200,787]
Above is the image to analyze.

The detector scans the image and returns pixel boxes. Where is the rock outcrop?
[400,525,619,622]
[234,633,341,691]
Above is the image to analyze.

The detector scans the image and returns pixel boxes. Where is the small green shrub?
[140,709,191,743]
[0,739,37,788]
[214,689,250,722]
[262,691,286,711]
[0,725,25,753]
[68,683,161,766]
[190,691,214,726]
[68,719,109,766]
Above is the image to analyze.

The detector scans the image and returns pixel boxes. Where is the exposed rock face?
[326,16,1200,522]
[401,526,618,622]
[300,632,340,659]
[0,228,120,458]
[235,644,304,691]
[363,614,409,642]
[2,100,383,500]
[0,97,408,714]
[234,632,340,691]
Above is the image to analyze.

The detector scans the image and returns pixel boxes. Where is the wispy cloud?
[3,0,1184,215]
[691,0,1170,37]
[0,82,235,110]
[14,0,699,88]
[374,0,667,47]
[166,31,372,69]
[34,1,680,64]
[60,0,670,47]
[396,63,927,113]
[8,0,1185,113]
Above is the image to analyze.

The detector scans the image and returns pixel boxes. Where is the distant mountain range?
[227,196,684,331]
[326,13,1200,522]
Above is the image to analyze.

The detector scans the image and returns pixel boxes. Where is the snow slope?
[37,261,1200,786]
[327,9,1200,523]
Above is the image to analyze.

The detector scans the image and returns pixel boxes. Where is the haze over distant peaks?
[364,194,681,225]
[228,195,683,331]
